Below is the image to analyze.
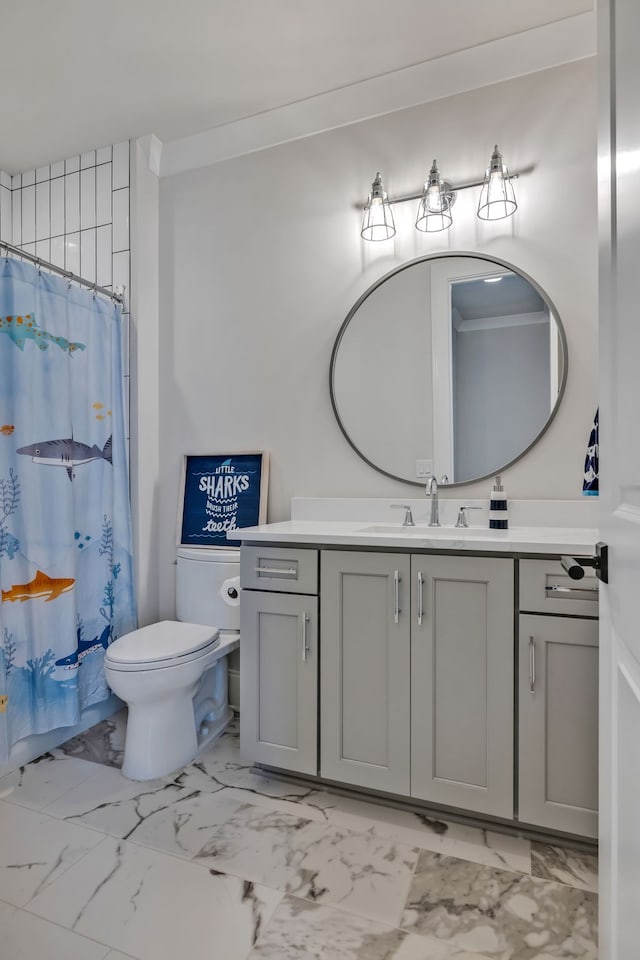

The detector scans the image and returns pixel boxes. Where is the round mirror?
[330,253,567,487]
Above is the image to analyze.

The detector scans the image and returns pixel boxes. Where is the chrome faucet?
[426,475,440,526]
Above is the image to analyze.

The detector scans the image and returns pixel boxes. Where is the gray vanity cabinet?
[320,550,513,814]
[518,613,599,839]
[239,540,598,840]
[240,547,319,775]
[410,555,515,819]
[320,551,411,794]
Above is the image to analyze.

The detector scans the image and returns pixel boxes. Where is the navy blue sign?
[179,452,269,547]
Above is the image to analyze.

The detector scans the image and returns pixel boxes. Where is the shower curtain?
[0,257,136,751]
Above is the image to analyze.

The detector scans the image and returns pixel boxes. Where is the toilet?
[104,547,240,781]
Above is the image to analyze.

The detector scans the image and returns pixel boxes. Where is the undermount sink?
[357,524,491,537]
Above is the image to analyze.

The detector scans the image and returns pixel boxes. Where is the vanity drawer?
[520,559,599,617]
[241,545,318,595]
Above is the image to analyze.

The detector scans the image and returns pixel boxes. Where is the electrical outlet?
[415,459,433,478]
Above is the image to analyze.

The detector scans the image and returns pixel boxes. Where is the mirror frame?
[329,251,568,488]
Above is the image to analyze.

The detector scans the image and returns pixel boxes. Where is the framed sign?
[178,451,269,547]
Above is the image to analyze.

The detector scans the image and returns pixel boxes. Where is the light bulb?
[477,145,517,221]
[361,172,396,242]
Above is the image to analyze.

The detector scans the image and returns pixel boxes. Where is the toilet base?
[117,644,239,781]
[122,689,199,781]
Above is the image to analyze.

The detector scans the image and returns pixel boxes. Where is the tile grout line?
[9,894,130,959]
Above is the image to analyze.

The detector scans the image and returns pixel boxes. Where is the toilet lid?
[106,620,220,665]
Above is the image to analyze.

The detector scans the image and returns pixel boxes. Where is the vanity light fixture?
[477,145,517,221]
[415,160,454,233]
[361,172,396,241]
[360,145,524,241]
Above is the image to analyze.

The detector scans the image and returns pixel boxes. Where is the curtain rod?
[0,239,125,304]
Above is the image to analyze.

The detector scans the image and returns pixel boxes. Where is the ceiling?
[1,0,592,174]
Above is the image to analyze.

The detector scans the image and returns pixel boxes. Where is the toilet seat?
[105,620,220,672]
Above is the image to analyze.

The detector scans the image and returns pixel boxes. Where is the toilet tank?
[176,547,240,632]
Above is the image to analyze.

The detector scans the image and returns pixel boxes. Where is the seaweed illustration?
[0,468,20,559]
[25,649,56,683]
[3,628,17,677]
[98,514,119,642]
[98,514,113,558]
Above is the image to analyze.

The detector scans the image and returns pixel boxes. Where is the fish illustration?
[0,696,7,713]
[2,569,75,603]
[55,624,111,670]
[17,435,112,481]
[0,424,14,436]
[0,314,85,355]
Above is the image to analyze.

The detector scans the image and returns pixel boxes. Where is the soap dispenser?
[489,475,508,530]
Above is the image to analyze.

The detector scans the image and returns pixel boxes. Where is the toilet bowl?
[104,547,240,781]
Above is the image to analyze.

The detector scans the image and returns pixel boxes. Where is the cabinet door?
[411,555,514,818]
[321,551,411,794]
[240,590,317,775]
[519,614,598,838]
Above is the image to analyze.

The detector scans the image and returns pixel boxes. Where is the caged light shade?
[415,160,454,233]
[361,172,396,241]
[477,145,517,220]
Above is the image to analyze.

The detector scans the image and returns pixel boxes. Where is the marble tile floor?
[0,721,598,960]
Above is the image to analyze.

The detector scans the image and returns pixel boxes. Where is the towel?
[582,408,599,495]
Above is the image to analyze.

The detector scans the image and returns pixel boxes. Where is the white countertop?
[227,520,599,555]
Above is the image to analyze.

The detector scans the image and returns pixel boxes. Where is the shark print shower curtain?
[0,257,136,753]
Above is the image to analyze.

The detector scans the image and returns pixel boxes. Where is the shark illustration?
[17,435,112,481]
[2,569,75,603]
[0,314,85,355]
[55,624,111,670]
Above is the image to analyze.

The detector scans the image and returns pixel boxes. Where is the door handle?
[560,542,608,584]
[393,570,400,624]
[529,635,536,693]
[301,612,309,661]
[417,571,424,625]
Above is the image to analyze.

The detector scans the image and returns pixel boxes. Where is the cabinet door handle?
[545,584,598,601]
[393,570,400,624]
[301,612,309,661]
[255,565,297,577]
[529,636,536,693]
[417,571,424,625]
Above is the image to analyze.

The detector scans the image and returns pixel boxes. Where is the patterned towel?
[582,408,599,495]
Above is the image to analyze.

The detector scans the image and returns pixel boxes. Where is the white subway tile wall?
[0,141,131,438]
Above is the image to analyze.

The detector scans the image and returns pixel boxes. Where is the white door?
[598,2,640,956]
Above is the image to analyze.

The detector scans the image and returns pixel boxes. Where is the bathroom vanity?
[228,251,599,841]
[234,516,600,841]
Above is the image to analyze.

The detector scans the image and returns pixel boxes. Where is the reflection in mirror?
[330,254,566,487]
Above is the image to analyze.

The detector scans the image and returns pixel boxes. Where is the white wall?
[158,59,597,616]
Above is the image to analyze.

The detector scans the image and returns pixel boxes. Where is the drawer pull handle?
[393,570,400,624]
[301,612,309,661]
[254,566,297,577]
[545,584,598,601]
[529,636,536,693]
[417,571,424,625]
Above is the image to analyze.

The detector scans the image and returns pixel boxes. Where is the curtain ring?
[92,282,98,299]
[35,257,42,276]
